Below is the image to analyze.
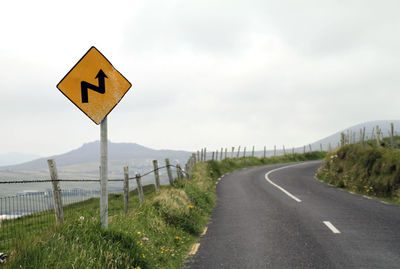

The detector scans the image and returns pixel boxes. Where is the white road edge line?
[323,221,341,234]
[264,163,307,202]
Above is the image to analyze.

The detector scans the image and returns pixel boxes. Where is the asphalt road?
[185,161,400,269]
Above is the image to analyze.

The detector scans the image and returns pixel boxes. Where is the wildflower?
[137,232,141,236]
[188,205,195,209]
[174,236,181,240]
[79,216,84,221]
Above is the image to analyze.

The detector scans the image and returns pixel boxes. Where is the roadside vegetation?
[3,152,325,268]
[317,136,400,203]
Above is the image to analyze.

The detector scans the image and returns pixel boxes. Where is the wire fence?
[0,161,191,254]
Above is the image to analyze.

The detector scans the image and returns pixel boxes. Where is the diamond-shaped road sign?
[57,46,132,124]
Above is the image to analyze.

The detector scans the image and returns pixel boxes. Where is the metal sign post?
[100,116,108,228]
[57,46,132,228]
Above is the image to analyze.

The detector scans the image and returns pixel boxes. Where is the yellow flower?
[175,236,181,240]
[188,205,195,209]
[137,232,141,235]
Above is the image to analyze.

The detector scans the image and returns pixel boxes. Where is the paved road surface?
[185,161,400,268]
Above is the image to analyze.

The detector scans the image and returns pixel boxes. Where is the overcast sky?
[1,0,399,156]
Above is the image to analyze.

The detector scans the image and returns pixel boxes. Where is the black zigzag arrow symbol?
[81,69,107,103]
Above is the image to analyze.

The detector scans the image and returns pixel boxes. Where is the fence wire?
[0,163,189,253]
[0,164,186,184]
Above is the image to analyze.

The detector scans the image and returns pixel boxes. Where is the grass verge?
[316,144,400,204]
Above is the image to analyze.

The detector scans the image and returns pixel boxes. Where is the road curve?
[185,161,400,269]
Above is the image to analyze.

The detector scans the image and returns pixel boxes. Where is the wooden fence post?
[237,146,241,158]
[303,145,306,154]
[220,148,223,160]
[200,149,204,162]
[152,160,160,192]
[165,158,174,185]
[216,150,218,161]
[47,159,64,224]
[371,127,375,140]
[197,151,200,162]
[391,123,395,148]
[376,125,381,146]
[135,173,144,205]
[309,144,312,152]
[340,133,345,147]
[243,146,246,157]
[123,166,129,215]
[263,146,266,158]
[189,153,196,178]
[274,145,276,156]
[349,130,353,144]
[362,127,366,145]
[283,145,286,155]
[204,148,207,161]
[176,164,181,180]
[320,143,323,152]
[360,128,364,145]
[224,148,227,159]
[231,147,235,158]
[252,146,255,157]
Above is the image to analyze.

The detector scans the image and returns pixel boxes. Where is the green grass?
[3,166,215,269]
[206,151,326,179]
[316,143,400,204]
[3,152,326,268]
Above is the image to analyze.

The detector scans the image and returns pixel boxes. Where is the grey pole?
[391,123,395,148]
[123,166,129,215]
[100,116,108,228]
[135,173,144,204]
[165,158,174,185]
[47,159,64,224]
[153,160,161,192]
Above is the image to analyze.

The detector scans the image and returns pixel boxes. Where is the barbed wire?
[0,164,187,184]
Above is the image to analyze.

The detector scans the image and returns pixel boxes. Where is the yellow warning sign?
[57,46,132,124]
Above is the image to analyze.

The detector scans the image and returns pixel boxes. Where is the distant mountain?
[310,120,400,150]
[0,153,41,166]
[1,141,192,173]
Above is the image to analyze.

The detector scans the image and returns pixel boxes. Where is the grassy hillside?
[316,139,400,202]
[3,152,326,268]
